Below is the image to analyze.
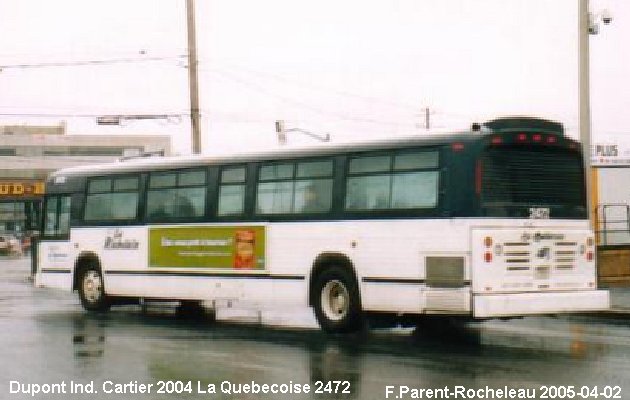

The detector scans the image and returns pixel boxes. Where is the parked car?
[20,235,32,254]
[0,235,22,257]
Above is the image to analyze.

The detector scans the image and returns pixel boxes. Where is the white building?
[0,123,171,234]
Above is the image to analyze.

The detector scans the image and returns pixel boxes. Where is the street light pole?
[579,0,592,223]
[186,0,202,154]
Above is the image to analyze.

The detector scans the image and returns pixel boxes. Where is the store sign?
[591,143,630,166]
[0,181,45,197]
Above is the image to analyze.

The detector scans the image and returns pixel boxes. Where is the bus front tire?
[78,266,110,312]
[313,268,362,333]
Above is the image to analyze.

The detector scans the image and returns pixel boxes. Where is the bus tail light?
[586,251,594,262]
[451,142,465,152]
[484,252,492,263]
[484,236,493,247]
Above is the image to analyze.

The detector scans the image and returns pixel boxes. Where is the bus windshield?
[478,146,586,219]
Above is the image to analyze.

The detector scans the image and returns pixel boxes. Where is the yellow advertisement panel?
[149,226,265,270]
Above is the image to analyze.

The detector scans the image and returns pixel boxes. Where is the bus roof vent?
[481,117,564,135]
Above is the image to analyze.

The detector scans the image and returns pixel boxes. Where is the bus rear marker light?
[451,143,465,151]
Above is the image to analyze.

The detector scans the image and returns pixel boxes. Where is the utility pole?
[424,107,430,130]
[579,1,612,224]
[415,108,431,131]
[579,0,592,222]
[186,0,201,154]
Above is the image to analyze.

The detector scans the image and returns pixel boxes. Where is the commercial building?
[0,123,171,235]
[589,141,630,287]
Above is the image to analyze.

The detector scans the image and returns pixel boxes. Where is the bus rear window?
[479,147,586,218]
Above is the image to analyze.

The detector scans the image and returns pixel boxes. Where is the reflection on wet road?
[1,258,629,399]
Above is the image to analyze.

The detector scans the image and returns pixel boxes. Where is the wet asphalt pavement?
[1,257,630,400]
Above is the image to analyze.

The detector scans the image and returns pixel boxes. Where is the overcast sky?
[0,0,627,155]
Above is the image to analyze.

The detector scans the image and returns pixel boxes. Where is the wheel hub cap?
[321,280,349,321]
[83,271,102,303]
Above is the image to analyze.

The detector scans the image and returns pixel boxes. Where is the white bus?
[34,117,609,332]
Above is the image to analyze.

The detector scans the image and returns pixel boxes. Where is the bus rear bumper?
[473,290,610,318]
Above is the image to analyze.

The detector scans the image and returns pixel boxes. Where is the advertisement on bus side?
[148,226,265,270]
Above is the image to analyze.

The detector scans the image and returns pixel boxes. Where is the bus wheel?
[313,268,362,333]
[78,267,110,312]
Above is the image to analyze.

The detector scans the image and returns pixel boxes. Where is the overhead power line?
[0,112,186,118]
[208,60,422,112]
[0,55,187,70]
[206,67,410,128]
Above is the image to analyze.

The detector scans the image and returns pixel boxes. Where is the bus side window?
[146,169,206,220]
[346,175,390,210]
[174,194,196,217]
[84,176,140,222]
[294,159,333,214]
[217,167,246,216]
[345,150,439,211]
[146,190,171,219]
[295,181,331,213]
[110,192,139,220]
[255,159,333,215]
[84,193,112,220]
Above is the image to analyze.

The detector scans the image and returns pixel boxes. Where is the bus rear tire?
[78,266,110,312]
[313,267,362,333]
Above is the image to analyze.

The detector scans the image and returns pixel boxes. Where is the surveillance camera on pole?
[601,9,613,25]
[588,9,613,35]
